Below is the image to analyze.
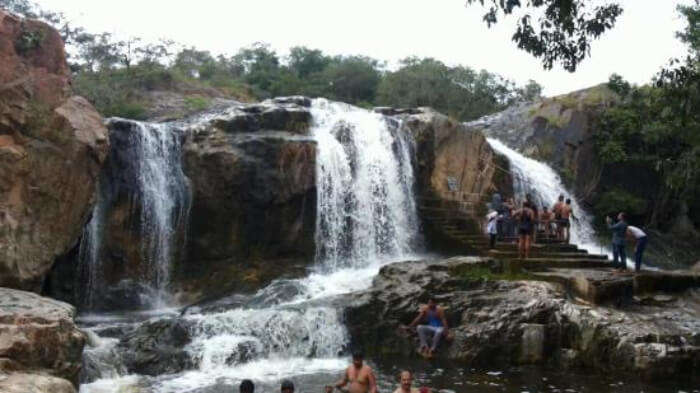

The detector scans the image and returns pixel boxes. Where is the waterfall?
[134,122,191,304]
[486,138,600,253]
[79,100,422,392]
[78,120,191,309]
[76,194,104,310]
[312,99,421,270]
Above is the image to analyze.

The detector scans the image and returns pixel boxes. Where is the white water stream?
[80,100,422,392]
[486,138,610,257]
[78,120,191,310]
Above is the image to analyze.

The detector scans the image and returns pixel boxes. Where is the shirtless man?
[393,371,419,393]
[540,206,554,237]
[335,351,378,393]
[553,195,565,241]
[561,199,575,244]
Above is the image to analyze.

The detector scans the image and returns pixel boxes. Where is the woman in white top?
[626,225,647,272]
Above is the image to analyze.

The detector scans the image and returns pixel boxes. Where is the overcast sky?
[38,0,694,96]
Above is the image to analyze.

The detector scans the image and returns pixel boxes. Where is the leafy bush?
[593,189,648,227]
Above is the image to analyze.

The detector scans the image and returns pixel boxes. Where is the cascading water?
[134,122,191,304]
[76,194,104,310]
[312,99,421,270]
[78,120,191,309]
[79,100,422,393]
[486,138,600,253]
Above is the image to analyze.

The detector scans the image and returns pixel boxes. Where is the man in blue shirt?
[606,212,629,271]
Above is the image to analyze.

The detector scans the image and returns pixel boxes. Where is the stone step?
[487,250,607,260]
[518,259,614,270]
[483,243,583,252]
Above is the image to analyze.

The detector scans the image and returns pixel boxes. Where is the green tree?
[465,0,623,72]
[320,55,382,105]
[288,46,330,78]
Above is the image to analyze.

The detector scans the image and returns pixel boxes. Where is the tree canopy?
[465,0,623,72]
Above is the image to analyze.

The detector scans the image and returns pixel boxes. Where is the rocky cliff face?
[469,85,617,202]
[0,288,86,392]
[0,11,109,292]
[376,107,510,251]
[346,258,700,380]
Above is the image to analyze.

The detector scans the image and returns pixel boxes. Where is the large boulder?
[0,288,86,387]
[0,373,76,393]
[117,317,194,376]
[0,11,109,291]
[346,258,700,379]
[177,99,316,303]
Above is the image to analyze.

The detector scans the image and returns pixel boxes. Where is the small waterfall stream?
[78,120,191,310]
[486,138,601,253]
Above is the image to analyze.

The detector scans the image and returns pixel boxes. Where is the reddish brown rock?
[0,10,109,291]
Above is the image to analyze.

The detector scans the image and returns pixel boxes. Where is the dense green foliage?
[1,0,542,120]
[593,2,700,229]
[465,0,623,72]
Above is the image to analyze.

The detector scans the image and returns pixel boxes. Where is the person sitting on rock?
[408,297,449,357]
[393,370,419,393]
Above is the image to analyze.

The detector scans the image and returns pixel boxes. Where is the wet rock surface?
[0,10,109,292]
[346,257,700,380]
[117,317,194,376]
[178,99,317,303]
[0,288,86,387]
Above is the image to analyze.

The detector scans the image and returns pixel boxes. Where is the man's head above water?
[352,350,364,368]
[240,380,254,393]
[399,370,413,390]
[281,380,294,393]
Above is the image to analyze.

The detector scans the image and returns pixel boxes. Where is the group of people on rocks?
[237,353,431,393]
[487,193,574,259]
[486,192,649,271]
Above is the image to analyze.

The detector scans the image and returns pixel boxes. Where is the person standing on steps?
[553,194,565,241]
[514,201,535,259]
[561,199,575,244]
[540,206,554,238]
[335,351,378,393]
[525,193,539,243]
[491,192,504,239]
[393,371,420,393]
[486,211,499,250]
[408,297,449,358]
[626,225,648,272]
[606,212,629,271]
